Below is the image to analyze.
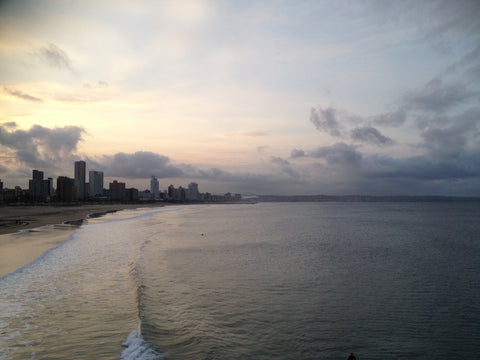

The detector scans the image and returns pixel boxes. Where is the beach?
[0,203,164,277]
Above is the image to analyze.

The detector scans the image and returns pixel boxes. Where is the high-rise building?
[109,180,126,201]
[186,182,199,201]
[29,169,51,202]
[150,176,159,200]
[57,176,75,202]
[32,169,44,180]
[89,171,104,198]
[74,160,86,200]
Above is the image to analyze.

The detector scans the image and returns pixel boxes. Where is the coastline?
[0,203,165,235]
[0,203,165,277]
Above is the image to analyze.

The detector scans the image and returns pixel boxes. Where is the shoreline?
[0,203,165,277]
[0,203,165,235]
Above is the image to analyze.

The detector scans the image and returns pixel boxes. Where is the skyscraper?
[74,160,86,200]
[89,170,104,198]
[32,169,44,180]
[29,169,50,202]
[186,182,199,201]
[150,176,159,200]
[109,180,126,201]
[57,176,75,203]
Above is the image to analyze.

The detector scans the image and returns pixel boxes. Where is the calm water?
[1,202,479,359]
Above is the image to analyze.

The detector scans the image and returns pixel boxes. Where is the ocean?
[1,202,479,359]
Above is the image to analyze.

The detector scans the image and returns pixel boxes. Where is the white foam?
[121,329,165,360]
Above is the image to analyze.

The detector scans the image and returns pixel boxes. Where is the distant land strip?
[257,195,480,202]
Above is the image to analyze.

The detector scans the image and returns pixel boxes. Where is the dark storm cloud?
[100,151,184,178]
[37,43,74,71]
[0,123,85,168]
[402,78,474,113]
[310,106,344,137]
[351,126,394,146]
[2,86,44,103]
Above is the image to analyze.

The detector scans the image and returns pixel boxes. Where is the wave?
[121,207,184,360]
[121,322,166,360]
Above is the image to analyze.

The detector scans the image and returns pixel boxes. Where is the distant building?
[74,160,86,200]
[186,182,199,201]
[139,189,152,201]
[109,180,126,201]
[168,185,185,201]
[32,169,44,180]
[150,176,159,200]
[57,176,75,202]
[29,169,51,202]
[125,188,139,202]
[89,170,104,198]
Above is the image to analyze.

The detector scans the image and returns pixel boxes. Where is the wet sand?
[0,203,164,277]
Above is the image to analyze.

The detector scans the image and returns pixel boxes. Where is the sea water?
[1,202,479,359]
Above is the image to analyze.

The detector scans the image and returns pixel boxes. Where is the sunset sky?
[1,0,479,196]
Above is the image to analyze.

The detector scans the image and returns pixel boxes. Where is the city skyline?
[0,159,224,203]
[1,1,479,196]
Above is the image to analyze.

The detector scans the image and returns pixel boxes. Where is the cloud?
[309,142,362,166]
[364,153,480,181]
[270,156,290,166]
[37,43,74,72]
[370,108,406,127]
[0,123,85,169]
[99,151,185,179]
[225,131,269,138]
[351,126,394,146]
[402,78,474,113]
[84,81,109,89]
[366,0,480,53]
[420,108,480,160]
[310,106,344,137]
[290,148,305,158]
[269,156,301,178]
[310,106,397,145]
[1,121,17,128]
[446,45,480,80]
[2,86,44,103]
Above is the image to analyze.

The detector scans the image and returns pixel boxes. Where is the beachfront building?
[109,180,126,201]
[89,170,104,198]
[186,182,199,201]
[32,169,43,180]
[29,169,52,202]
[57,176,75,202]
[74,160,86,200]
[150,176,159,200]
[125,188,139,202]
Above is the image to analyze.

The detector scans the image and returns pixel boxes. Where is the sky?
[1,0,479,196]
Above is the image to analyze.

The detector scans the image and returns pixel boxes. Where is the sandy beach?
[0,203,164,277]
